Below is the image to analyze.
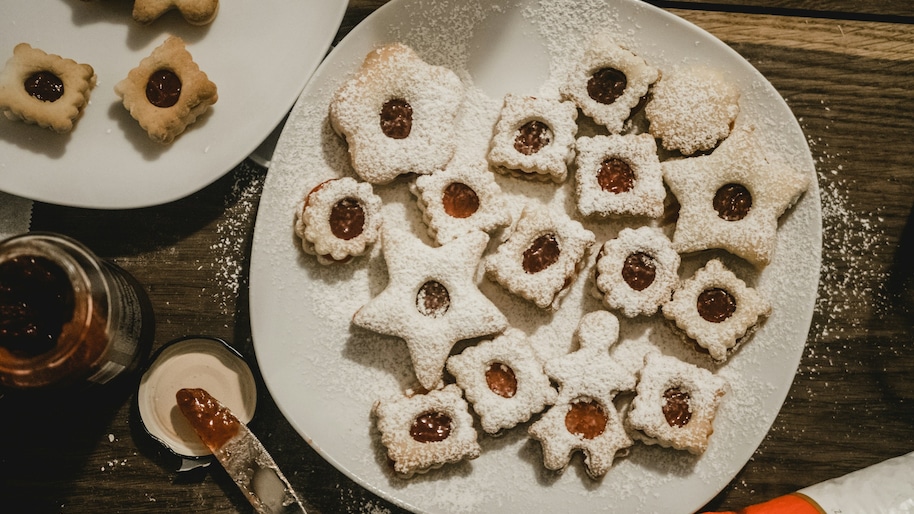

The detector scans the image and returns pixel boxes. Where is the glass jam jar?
[0,233,153,390]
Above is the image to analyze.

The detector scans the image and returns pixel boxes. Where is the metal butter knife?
[176,387,307,514]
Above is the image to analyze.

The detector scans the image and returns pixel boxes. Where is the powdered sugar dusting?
[249,0,821,512]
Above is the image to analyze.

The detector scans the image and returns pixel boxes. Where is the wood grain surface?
[2,1,913,513]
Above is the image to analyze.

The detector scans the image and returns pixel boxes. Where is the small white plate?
[250,0,822,512]
[0,0,346,208]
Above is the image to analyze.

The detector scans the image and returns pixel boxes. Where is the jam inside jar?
[0,233,153,390]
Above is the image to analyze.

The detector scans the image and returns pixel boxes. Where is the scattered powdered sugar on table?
[253,0,821,512]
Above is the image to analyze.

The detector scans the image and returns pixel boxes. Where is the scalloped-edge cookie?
[484,205,595,311]
[114,36,218,144]
[352,225,508,390]
[132,0,220,25]
[662,258,771,362]
[593,226,680,318]
[574,133,665,218]
[329,43,465,184]
[411,159,512,245]
[373,384,481,478]
[626,351,727,455]
[294,177,382,265]
[0,43,96,133]
[528,311,636,478]
[561,35,659,133]
[447,328,557,435]
[645,65,740,156]
[663,125,810,267]
[487,94,578,183]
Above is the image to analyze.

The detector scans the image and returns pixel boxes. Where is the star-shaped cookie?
[662,125,810,267]
[352,225,507,390]
[528,311,636,478]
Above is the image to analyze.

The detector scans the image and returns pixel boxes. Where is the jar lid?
[137,336,257,458]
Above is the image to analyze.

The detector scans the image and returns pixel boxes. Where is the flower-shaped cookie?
[663,125,810,267]
[294,177,382,265]
[0,43,96,133]
[574,133,665,218]
[373,385,481,477]
[114,36,218,144]
[132,0,220,25]
[352,226,507,390]
[485,205,595,310]
[487,94,578,183]
[594,227,680,318]
[561,35,659,133]
[646,66,740,155]
[411,160,512,245]
[626,351,727,455]
[447,328,557,435]
[330,43,465,184]
[662,258,771,362]
[528,311,636,478]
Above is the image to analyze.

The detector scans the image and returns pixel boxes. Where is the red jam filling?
[522,233,560,274]
[621,252,656,291]
[24,71,64,103]
[697,288,737,323]
[380,98,412,139]
[485,362,518,399]
[662,387,692,428]
[713,183,752,221]
[409,411,452,443]
[597,157,635,194]
[416,281,450,318]
[146,69,182,108]
[441,182,480,219]
[587,67,627,105]
[329,198,366,240]
[176,388,240,450]
[564,398,608,439]
[514,120,553,155]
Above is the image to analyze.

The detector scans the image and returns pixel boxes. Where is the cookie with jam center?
[626,351,727,455]
[484,205,595,311]
[294,177,382,265]
[528,311,636,478]
[487,93,578,183]
[329,43,465,184]
[447,328,557,435]
[662,258,771,362]
[561,35,659,134]
[593,226,680,318]
[0,43,96,133]
[114,36,218,144]
[372,384,481,478]
[574,133,665,218]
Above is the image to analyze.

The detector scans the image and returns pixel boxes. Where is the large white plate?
[0,0,347,209]
[250,0,822,512]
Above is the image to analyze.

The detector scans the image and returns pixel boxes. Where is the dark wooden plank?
[646,0,914,21]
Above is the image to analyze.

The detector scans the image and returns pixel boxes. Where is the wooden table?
[3,0,913,512]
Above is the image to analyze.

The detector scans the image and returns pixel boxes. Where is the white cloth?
[0,192,33,240]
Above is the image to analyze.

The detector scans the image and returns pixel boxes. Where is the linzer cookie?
[663,125,810,267]
[561,35,659,133]
[484,205,595,310]
[0,43,96,133]
[645,65,740,156]
[662,258,771,362]
[594,227,680,318]
[574,133,665,218]
[372,385,481,477]
[528,311,636,478]
[132,0,220,25]
[114,36,218,144]
[411,160,512,245]
[294,177,382,265]
[487,94,578,183]
[446,328,557,435]
[352,226,507,390]
[626,351,727,455]
[329,43,465,184]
